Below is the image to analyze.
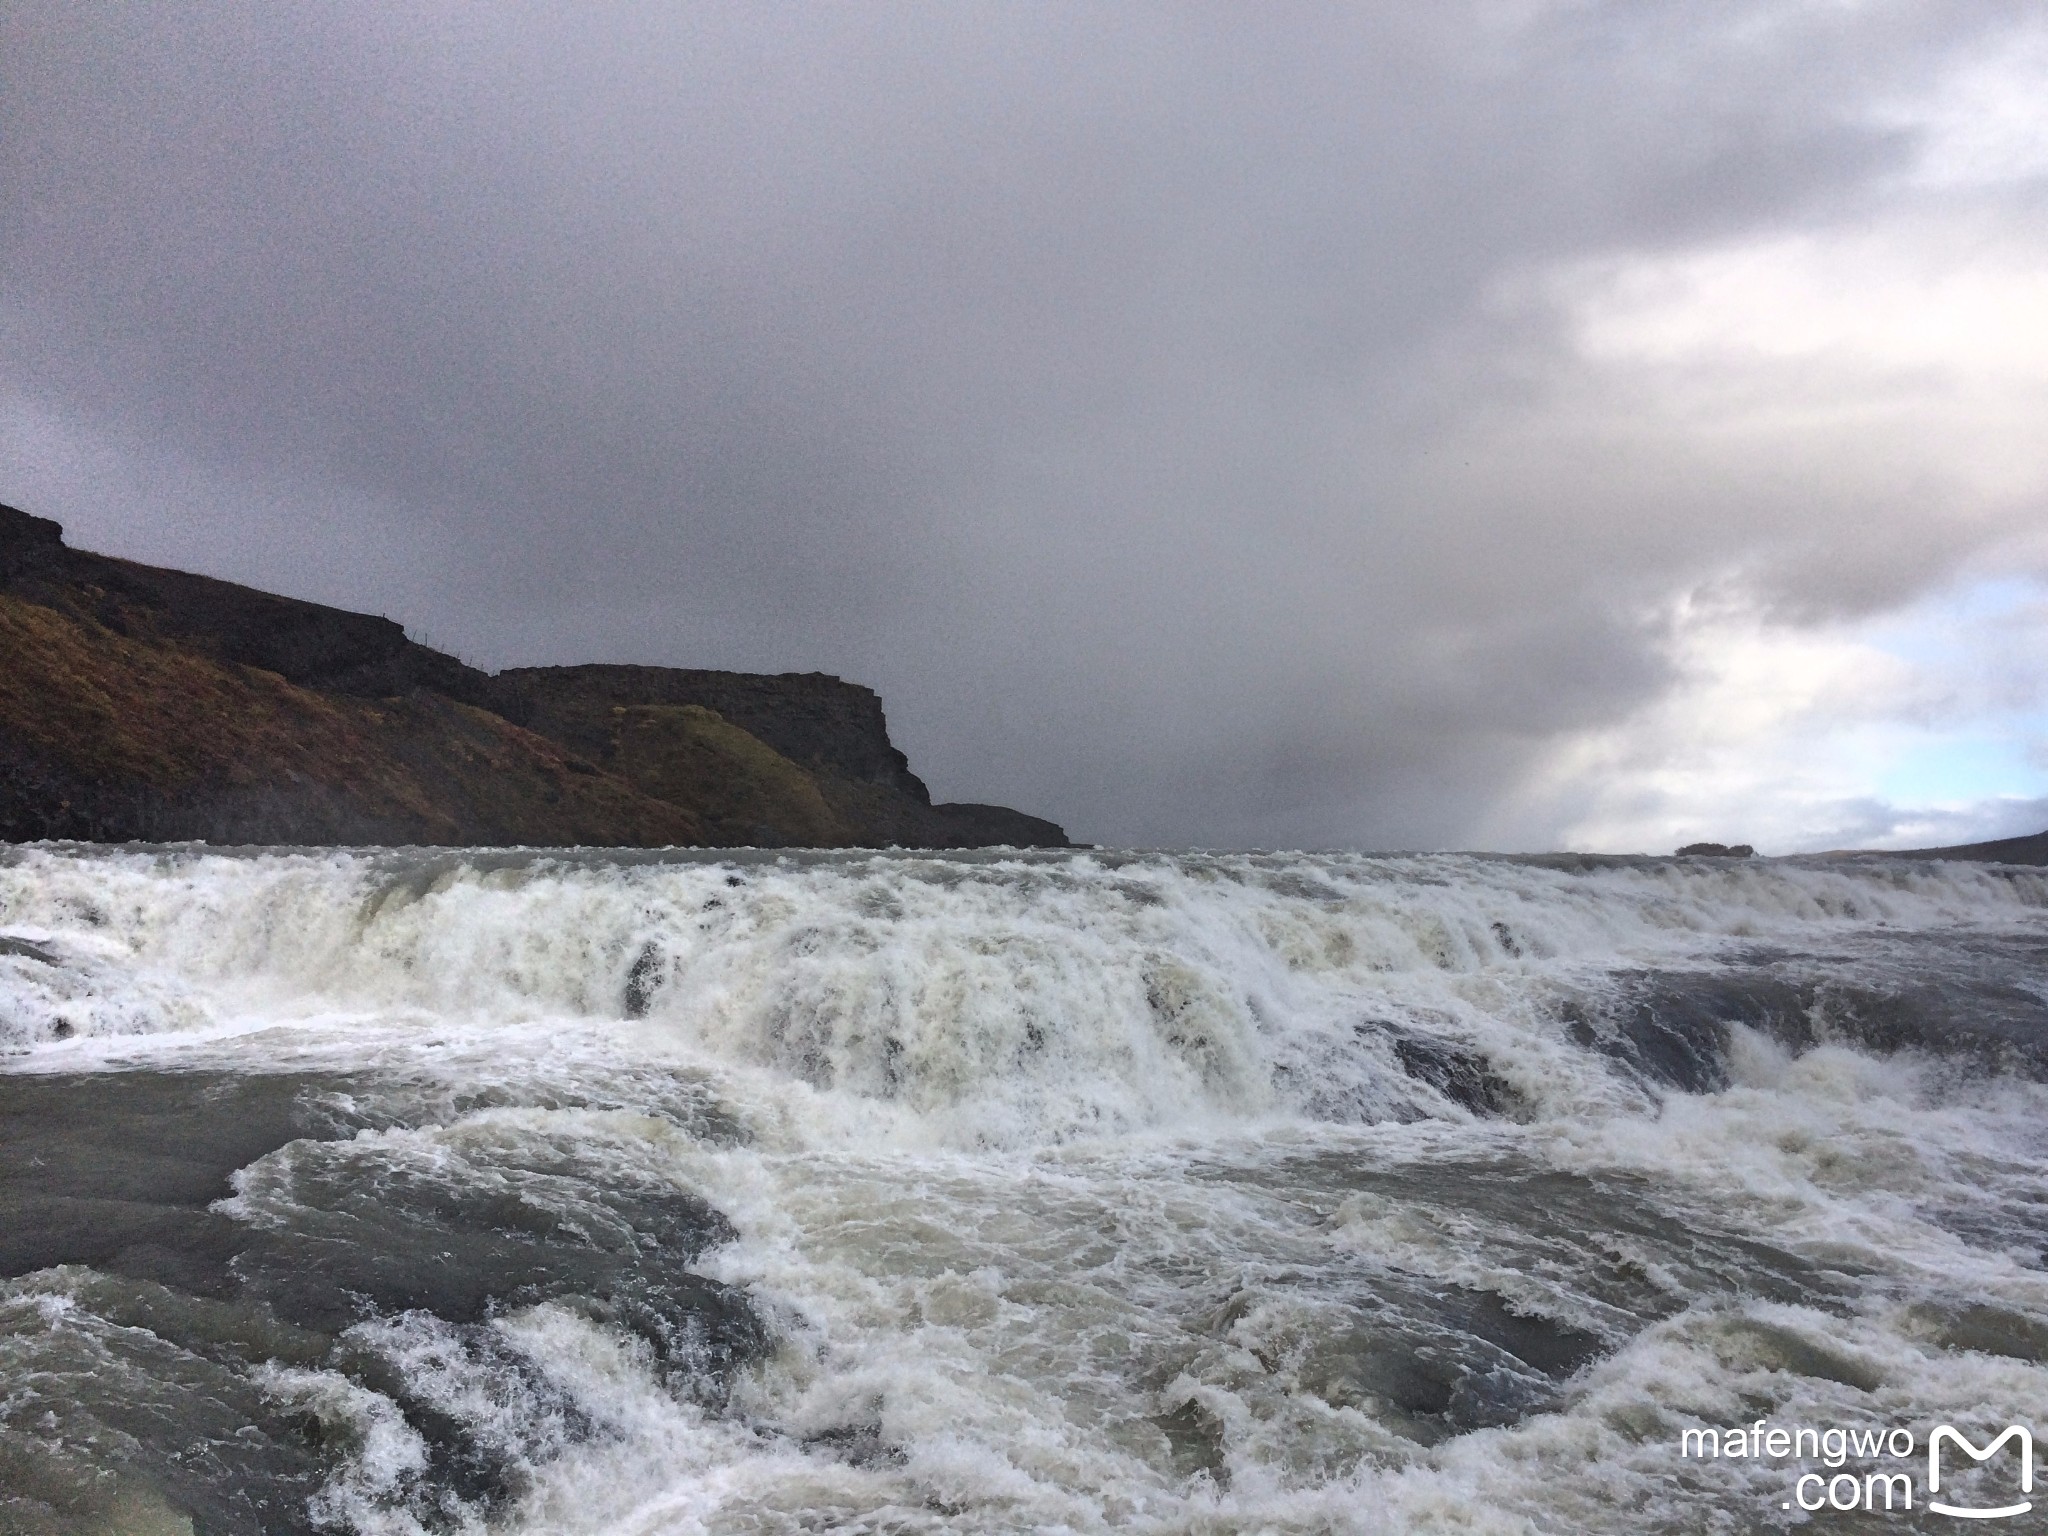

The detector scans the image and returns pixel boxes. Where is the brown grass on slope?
[0,594,703,845]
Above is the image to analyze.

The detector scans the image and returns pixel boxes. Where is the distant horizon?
[11,492,2045,863]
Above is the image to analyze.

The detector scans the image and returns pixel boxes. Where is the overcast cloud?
[4,2,2045,851]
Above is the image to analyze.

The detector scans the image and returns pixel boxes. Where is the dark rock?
[805,1416,909,1470]
[0,933,59,965]
[924,801,1071,848]
[1559,947,2048,1092]
[1558,971,1812,1093]
[1676,842,1754,857]
[501,663,928,799]
[1390,1034,1523,1117]
[1153,1398,1228,1484]
[1805,965,2048,1078]
[0,503,63,575]
[1291,1281,1605,1438]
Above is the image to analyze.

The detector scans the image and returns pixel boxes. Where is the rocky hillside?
[498,665,1061,848]
[0,503,1067,849]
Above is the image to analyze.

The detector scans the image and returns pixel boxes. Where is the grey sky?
[5,3,2045,850]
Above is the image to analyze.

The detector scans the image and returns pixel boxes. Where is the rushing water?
[4,843,2048,1533]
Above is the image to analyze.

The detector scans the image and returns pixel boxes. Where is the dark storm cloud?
[2,2,2040,847]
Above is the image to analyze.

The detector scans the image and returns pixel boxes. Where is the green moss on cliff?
[606,704,850,846]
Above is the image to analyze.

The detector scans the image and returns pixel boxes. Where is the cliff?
[497,665,1067,849]
[0,503,1067,849]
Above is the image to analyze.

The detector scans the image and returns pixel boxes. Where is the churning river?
[4,844,2048,1533]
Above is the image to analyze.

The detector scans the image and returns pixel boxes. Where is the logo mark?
[1929,1425,2032,1520]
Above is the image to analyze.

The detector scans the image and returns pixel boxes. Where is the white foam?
[4,845,2042,1139]
[8,844,2048,1530]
